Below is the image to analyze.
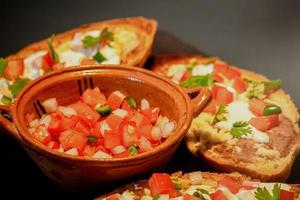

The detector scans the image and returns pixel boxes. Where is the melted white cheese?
[59,50,85,67]
[216,101,254,130]
[192,63,214,76]
[236,190,256,200]
[100,45,121,64]
[0,78,11,99]
[23,50,47,80]
[166,64,186,77]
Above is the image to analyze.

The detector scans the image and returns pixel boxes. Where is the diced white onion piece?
[189,171,203,185]
[113,109,128,119]
[158,194,170,200]
[29,118,39,128]
[113,90,126,100]
[157,116,170,130]
[162,121,175,138]
[42,98,58,113]
[100,122,111,136]
[151,126,162,141]
[111,145,126,155]
[172,70,185,82]
[70,33,83,51]
[93,150,112,159]
[166,64,186,77]
[141,98,150,110]
[191,63,214,76]
[139,136,153,151]
[65,148,78,156]
[58,106,77,118]
[39,114,51,128]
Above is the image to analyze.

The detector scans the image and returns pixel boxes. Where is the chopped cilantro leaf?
[255,183,280,200]
[213,104,228,124]
[230,121,252,138]
[93,51,107,64]
[8,78,30,97]
[179,74,214,88]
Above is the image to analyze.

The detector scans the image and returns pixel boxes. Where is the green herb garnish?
[93,51,107,64]
[213,104,228,124]
[47,34,59,63]
[127,97,136,109]
[128,144,138,156]
[1,95,12,105]
[255,183,280,200]
[82,27,114,48]
[230,121,252,138]
[0,58,7,76]
[179,74,214,88]
[8,78,30,97]
[95,104,112,116]
[153,195,160,200]
[264,79,281,94]
[87,135,98,146]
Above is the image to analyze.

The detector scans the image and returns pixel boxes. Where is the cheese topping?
[23,50,47,80]
[191,63,214,76]
[100,45,121,64]
[59,50,85,67]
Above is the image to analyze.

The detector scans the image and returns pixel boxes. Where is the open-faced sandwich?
[0,17,157,105]
[97,171,300,200]
[151,54,300,181]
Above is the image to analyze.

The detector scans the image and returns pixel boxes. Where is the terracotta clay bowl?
[0,65,211,191]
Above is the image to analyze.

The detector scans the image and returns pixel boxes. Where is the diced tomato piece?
[249,115,279,131]
[42,52,55,71]
[214,63,228,75]
[82,145,96,157]
[59,130,86,153]
[72,117,91,136]
[184,194,201,200]
[68,101,100,124]
[106,114,123,130]
[136,124,153,141]
[151,108,160,123]
[214,73,224,82]
[203,99,217,114]
[212,85,233,105]
[148,173,179,198]
[3,59,24,81]
[106,194,120,200]
[81,88,106,108]
[130,112,151,127]
[103,130,122,149]
[32,124,51,144]
[141,108,160,124]
[280,189,294,200]
[210,190,227,200]
[180,72,192,81]
[218,177,243,194]
[48,113,63,139]
[107,93,123,110]
[232,77,247,94]
[61,115,79,130]
[249,98,265,116]
[121,100,135,112]
[113,150,129,158]
[225,67,241,79]
[120,122,139,147]
[46,141,59,149]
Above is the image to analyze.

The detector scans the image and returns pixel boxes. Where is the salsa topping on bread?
[0,17,157,105]
[98,171,299,200]
[152,55,300,181]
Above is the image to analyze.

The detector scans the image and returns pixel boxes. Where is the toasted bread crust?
[151,54,300,182]
[6,17,157,66]
[96,171,300,199]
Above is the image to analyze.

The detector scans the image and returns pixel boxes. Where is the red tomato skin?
[82,145,96,157]
[184,194,201,200]
[203,99,217,114]
[48,114,63,139]
[280,189,294,200]
[121,101,135,112]
[218,177,243,194]
[61,115,79,130]
[42,52,55,71]
[4,59,24,81]
[106,114,123,130]
[72,117,91,136]
[214,63,228,75]
[249,115,279,131]
[148,173,179,198]
[210,190,227,200]
[81,88,106,108]
[32,125,52,144]
[107,94,123,110]
[212,85,233,105]
[232,77,247,94]
[46,141,59,149]
[130,112,151,127]
[214,73,224,82]
[103,130,122,149]
[249,98,266,116]
[225,67,241,79]
[113,150,129,158]
[181,72,192,81]
[68,101,100,124]
[136,124,153,141]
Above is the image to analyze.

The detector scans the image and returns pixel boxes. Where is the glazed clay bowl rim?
[10,65,207,165]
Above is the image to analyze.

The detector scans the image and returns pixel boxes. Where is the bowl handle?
[0,105,22,142]
[183,87,212,117]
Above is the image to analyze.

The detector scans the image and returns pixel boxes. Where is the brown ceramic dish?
[0,65,211,191]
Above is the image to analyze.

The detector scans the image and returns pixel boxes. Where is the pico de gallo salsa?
[26,88,176,158]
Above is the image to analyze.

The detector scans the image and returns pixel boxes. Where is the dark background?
[0,0,299,199]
